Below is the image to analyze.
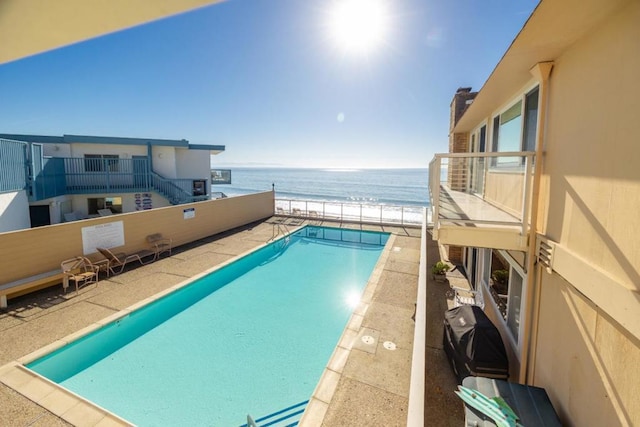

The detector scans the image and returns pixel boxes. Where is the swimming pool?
[26,226,389,426]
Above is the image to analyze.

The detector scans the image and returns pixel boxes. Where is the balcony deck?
[435,185,527,251]
[429,152,534,251]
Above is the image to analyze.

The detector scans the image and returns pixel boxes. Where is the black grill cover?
[443,305,509,383]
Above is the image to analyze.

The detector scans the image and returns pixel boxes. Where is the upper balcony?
[428,151,535,251]
[30,156,212,205]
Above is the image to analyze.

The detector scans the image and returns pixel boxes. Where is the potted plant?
[491,269,509,295]
[431,261,450,282]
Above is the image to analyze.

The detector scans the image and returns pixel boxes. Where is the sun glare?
[327,0,390,55]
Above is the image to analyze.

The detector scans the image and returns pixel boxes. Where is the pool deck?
[0,218,463,426]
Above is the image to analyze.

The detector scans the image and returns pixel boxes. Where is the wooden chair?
[61,257,99,293]
[146,233,172,260]
[97,247,155,275]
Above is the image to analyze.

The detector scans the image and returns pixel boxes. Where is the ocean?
[213,168,430,207]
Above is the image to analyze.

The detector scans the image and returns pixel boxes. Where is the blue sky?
[0,0,538,169]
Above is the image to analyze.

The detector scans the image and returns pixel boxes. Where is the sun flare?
[327,0,390,55]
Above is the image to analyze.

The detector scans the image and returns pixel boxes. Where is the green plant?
[431,261,450,276]
[492,269,509,284]
[491,269,509,295]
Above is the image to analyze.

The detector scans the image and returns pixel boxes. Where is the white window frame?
[476,248,527,354]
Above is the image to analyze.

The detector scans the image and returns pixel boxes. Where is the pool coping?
[0,224,394,427]
[298,233,397,425]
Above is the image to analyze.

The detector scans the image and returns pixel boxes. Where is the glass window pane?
[498,101,522,158]
[507,269,524,341]
[523,87,539,152]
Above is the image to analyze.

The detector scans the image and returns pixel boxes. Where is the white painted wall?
[43,143,71,157]
[0,191,31,232]
[151,146,177,178]
[175,148,210,180]
[70,143,147,159]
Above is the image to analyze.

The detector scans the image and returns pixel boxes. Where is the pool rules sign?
[81,221,125,255]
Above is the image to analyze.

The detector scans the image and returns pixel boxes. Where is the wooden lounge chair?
[61,257,99,293]
[146,233,172,259]
[97,247,155,275]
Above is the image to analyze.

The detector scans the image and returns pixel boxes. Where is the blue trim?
[0,133,224,152]
[0,134,64,144]
[63,134,189,147]
[0,133,224,151]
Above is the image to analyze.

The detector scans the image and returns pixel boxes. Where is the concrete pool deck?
[0,218,463,426]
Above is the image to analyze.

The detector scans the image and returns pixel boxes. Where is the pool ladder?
[269,222,291,246]
[244,400,309,427]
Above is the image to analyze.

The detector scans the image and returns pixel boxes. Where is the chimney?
[450,87,477,131]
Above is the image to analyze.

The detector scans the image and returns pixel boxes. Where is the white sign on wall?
[81,221,125,255]
[183,207,195,219]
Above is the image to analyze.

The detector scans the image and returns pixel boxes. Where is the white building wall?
[151,146,177,178]
[0,191,31,232]
[42,143,71,157]
[175,148,210,180]
[69,143,147,159]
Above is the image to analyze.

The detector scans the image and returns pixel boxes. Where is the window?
[480,249,526,344]
[507,270,524,341]
[88,197,123,215]
[479,125,486,152]
[497,102,522,159]
[523,87,539,152]
[84,154,119,172]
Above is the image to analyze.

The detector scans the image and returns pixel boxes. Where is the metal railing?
[0,139,28,193]
[151,173,209,205]
[429,151,535,236]
[275,199,427,227]
[242,400,308,427]
[21,155,212,205]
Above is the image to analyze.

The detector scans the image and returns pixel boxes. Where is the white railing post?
[521,153,534,237]
[431,156,441,237]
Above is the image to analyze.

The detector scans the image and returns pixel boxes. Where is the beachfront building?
[0,134,225,232]
[429,0,640,425]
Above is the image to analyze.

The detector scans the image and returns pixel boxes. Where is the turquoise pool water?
[27,226,389,426]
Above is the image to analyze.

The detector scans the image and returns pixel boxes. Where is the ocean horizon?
[213,167,430,207]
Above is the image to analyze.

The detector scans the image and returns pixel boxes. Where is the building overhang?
[0,133,224,153]
[435,225,528,252]
[0,0,223,65]
[453,0,630,133]
[188,144,225,154]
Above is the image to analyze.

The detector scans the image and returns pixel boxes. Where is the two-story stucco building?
[429,0,640,424]
[0,134,225,232]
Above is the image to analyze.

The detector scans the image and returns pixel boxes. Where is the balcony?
[428,151,535,251]
[30,157,211,205]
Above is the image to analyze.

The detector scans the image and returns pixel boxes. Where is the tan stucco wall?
[543,0,640,292]
[484,171,527,218]
[0,192,274,295]
[534,271,640,426]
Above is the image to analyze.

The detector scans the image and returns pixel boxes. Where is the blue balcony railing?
[28,156,210,205]
[151,173,210,205]
[0,139,28,194]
